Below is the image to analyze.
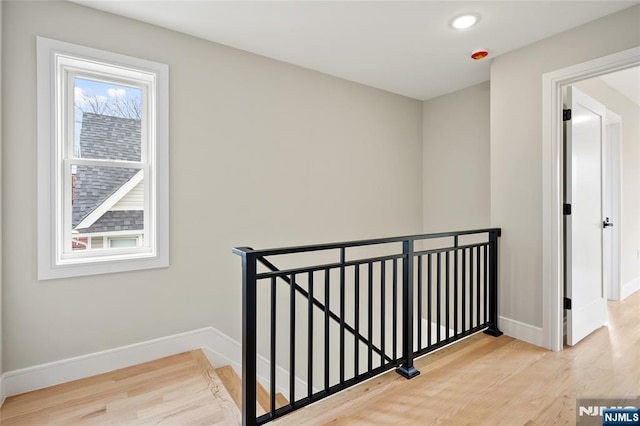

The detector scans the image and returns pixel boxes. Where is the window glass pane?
[91,236,104,249]
[72,164,144,251]
[109,238,139,248]
[71,236,90,251]
[74,78,142,161]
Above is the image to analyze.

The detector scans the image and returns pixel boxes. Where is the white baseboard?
[0,316,548,404]
[256,355,312,401]
[200,332,309,400]
[0,326,308,404]
[1,327,224,400]
[4,317,545,404]
[498,316,544,347]
[621,276,640,300]
[199,329,242,372]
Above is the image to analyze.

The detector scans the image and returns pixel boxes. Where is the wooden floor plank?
[190,350,241,424]
[273,291,640,425]
[275,393,289,409]
[0,350,240,425]
[214,365,242,409]
[1,291,637,425]
[214,364,266,416]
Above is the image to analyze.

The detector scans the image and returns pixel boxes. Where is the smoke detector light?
[471,50,489,60]
[450,13,479,30]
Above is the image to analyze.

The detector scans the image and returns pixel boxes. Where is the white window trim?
[37,37,169,280]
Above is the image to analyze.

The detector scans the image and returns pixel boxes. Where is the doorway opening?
[542,47,640,351]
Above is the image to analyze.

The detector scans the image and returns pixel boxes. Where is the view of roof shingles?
[72,113,143,233]
[79,112,141,162]
[86,211,144,234]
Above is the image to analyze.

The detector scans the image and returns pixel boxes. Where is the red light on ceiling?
[471,50,489,60]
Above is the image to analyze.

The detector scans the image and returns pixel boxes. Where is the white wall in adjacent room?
[575,75,640,293]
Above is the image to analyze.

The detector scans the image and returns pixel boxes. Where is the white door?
[564,86,608,346]
[605,111,622,301]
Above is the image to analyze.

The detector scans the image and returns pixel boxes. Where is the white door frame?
[541,46,640,352]
[605,110,622,301]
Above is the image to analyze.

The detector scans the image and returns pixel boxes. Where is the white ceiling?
[600,67,640,107]
[71,1,639,100]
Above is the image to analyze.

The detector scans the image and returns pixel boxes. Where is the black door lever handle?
[603,217,614,228]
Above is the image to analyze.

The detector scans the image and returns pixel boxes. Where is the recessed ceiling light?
[450,13,479,30]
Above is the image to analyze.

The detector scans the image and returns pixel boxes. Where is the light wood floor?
[1,291,638,425]
[0,350,240,425]
[274,290,639,425]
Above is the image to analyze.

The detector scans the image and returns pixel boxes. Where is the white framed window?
[37,37,169,280]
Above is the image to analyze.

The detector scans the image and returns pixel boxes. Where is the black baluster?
[308,272,313,399]
[270,276,276,414]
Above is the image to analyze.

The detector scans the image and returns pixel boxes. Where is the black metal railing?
[233,228,502,425]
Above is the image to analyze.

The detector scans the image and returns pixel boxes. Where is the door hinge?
[563,109,572,121]
[564,297,572,310]
[563,203,572,215]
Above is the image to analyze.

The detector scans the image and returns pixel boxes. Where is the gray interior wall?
[491,5,640,327]
[422,81,490,233]
[2,1,423,371]
[574,76,640,289]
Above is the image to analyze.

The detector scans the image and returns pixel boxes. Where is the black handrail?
[232,227,500,258]
[234,228,502,426]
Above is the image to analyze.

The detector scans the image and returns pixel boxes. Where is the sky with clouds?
[73,78,142,156]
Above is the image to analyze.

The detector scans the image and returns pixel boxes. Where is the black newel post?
[484,230,503,337]
[241,249,258,425]
[397,239,420,379]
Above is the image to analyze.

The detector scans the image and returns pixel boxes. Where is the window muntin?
[37,37,169,279]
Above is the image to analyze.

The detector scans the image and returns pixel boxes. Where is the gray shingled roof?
[79,112,141,161]
[81,211,144,234]
[73,112,143,232]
